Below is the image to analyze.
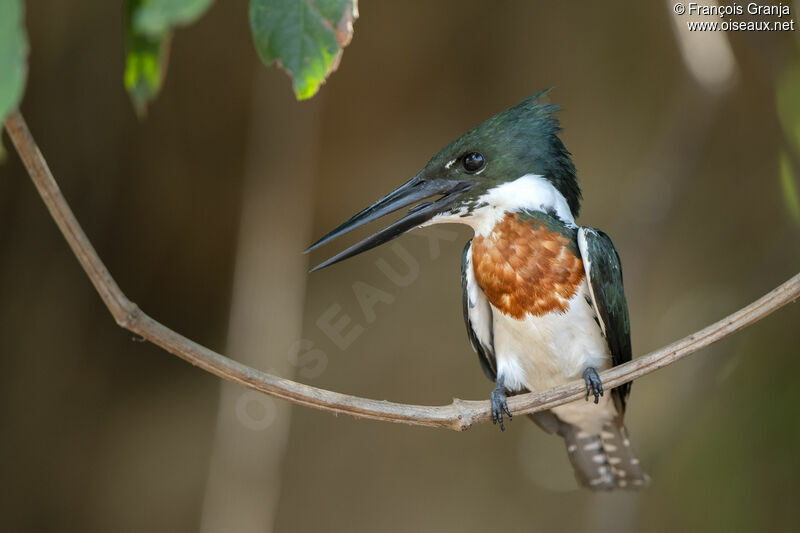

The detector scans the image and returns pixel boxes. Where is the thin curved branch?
[5,110,800,431]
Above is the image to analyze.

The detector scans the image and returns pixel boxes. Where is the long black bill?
[307,177,471,272]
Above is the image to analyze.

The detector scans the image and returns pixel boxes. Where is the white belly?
[492,282,618,432]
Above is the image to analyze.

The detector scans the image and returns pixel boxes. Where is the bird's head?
[307,90,580,271]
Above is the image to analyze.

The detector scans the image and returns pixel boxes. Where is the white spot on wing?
[578,228,607,337]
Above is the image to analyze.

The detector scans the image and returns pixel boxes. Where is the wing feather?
[577,227,632,412]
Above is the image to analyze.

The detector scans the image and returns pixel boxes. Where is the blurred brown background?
[2,1,800,532]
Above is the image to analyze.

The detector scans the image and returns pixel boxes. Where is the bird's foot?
[583,367,604,404]
[490,384,512,431]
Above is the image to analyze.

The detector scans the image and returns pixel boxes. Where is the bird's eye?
[462,152,485,173]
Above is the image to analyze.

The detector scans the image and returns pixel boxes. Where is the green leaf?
[250,0,358,100]
[124,30,169,117]
[0,0,28,158]
[124,0,214,115]
[779,151,800,224]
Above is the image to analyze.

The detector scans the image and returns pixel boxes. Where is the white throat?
[426,174,576,236]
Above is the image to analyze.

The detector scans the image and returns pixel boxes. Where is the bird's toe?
[490,389,511,431]
[582,367,604,404]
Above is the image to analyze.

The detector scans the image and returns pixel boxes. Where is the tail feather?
[562,422,649,490]
[530,411,649,490]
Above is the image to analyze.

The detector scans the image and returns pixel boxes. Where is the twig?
[5,110,799,431]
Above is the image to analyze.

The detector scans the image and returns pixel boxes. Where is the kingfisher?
[306,91,649,490]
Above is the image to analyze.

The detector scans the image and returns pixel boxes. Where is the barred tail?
[563,422,649,490]
[530,412,650,490]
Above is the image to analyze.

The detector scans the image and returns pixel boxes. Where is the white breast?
[492,282,618,431]
[492,281,609,391]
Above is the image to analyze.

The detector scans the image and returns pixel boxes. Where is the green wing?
[461,240,496,380]
[577,228,632,412]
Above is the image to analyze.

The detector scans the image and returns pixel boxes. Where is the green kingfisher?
[306,91,649,490]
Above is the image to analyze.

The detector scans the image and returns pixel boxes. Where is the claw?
[490,380,511,431]
[582,367,604,404]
